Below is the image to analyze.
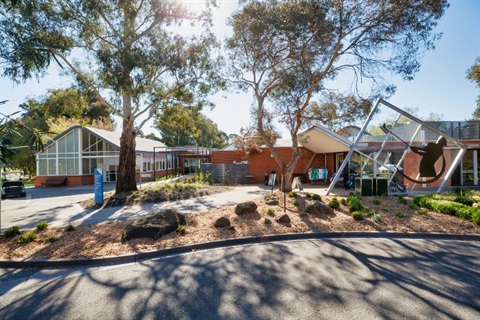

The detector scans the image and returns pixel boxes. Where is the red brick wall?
[35,175,94,187]
[248,148,329,184]
[403,147,453,188]
[211,150,246,164]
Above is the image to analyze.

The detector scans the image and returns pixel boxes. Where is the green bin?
[374,178,388,196]
[355,178,373,196]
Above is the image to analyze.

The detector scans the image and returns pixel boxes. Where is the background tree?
[467,57,480,119]
[0,0,221,194]
[155,104,228,148]
[2,87,114,176]
[226,0,448,191]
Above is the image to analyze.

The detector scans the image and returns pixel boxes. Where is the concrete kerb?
[1,231,479,269]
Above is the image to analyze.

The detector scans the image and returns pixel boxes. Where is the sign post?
[94,168,104,205]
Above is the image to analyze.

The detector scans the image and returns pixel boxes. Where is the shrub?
[328,197,340,209]
[347,194,362,206]
[352,211,364,221]
[44,236,57,243]
[409,204,419,210]
[454,196,474,207]
[305,192,312,198]
[373,213,383,223]
[395,212,405,218]
[288,191,297,198]
[36,221,48,232]
[472,209,480,225]
[397,196,408,205]
[347,195,363,213]
[264,218,272,224]
[18,231,36,244]
[365,208,374,217]
[176,225,186,235]
[293,200,299,206]
[418,209,428,215]
[65,224,76,232]
[372,198,381,205]
[340,198,347,206]
[312,194,322,201]
[267,208,275,216]
[4,226,20,239]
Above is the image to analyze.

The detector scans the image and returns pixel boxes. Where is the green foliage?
[288,191,297,198]
[409,203,419,210]
[293,200,299,206]
[472,210,480,225]
[395,212,405,218]
[312,194,322,201]
[414,194,479,223]
[347,194,363,213]
[372,198,381,205]
[156,105,228,148]
[17,231,36,244]
[44,236,57,243]
[65,224,75,232]
[397,196,408,205]
[340,198,347,206]
[418,209,428,215]
[468,57,480,118]
[454,196,474,207]
[176,225,186,235]
[328,197,340,209]
[36,221,48,232]
[264,218,272,224]
[372,213,383,224]
[267,208,275,216]
[352,211,364,221]
[4,226,20,238]
[305,192,312,198]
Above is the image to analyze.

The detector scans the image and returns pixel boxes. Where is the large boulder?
[214,217,231,228]
[305,200,334,215]
[276,214,291,223]
[235,201,258,215]
[122,209,186,242]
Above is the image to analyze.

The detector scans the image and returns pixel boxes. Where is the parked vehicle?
[1,180,27,199]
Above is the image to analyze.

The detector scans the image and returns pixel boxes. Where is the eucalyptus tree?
[0,0,221,193]
[155,104,228,148]
[467,57,480,119]
[226,0,448,191]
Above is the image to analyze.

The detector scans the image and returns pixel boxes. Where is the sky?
[0,0,479,139]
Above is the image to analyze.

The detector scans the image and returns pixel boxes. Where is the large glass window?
[462,150,474,186]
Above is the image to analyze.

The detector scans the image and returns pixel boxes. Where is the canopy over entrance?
[299,125,352,154]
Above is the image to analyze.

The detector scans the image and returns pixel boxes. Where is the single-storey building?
[34,126,211,187]
[209,121,480,190]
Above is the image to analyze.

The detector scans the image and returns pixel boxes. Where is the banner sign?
[94,168,104,205]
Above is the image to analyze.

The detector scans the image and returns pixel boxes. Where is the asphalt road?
[1,238,479,320]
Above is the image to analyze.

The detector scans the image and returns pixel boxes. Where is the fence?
[201,163,250,184]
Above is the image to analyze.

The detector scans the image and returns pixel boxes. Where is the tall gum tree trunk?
[116,94,137,194]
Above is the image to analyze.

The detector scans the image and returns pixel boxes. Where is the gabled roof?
[43,126,165,153]
[298,124,352,153]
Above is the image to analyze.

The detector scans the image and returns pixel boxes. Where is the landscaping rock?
[305,200,334,215]
[265,197,279,206]
[121,209,186,242]
[235,201,258,215]
[277,214,291,223]
[214,217,231,228]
